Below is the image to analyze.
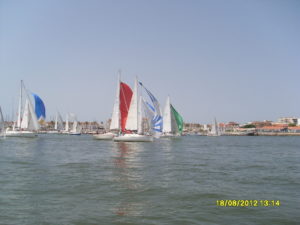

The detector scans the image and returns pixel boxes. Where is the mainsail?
[55,111,64,130]
[69,113,78,133]
[163,96,174,133]
[65,114,69,131]
[126,78,139,131]
[210,118,220,136]
[20,99,30,129]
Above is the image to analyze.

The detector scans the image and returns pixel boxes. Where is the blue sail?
[32,93,46,121]
[139,82,163,134]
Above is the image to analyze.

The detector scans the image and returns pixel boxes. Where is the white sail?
[0,106,5,136]
[20,99,29,129]
[109,76,120,130]
[162,96,178,134]
[138,96,143,134]
[163,96,172,133]
[54,113,58,130]
[69,113,80,133]
[26,90,40,131]
[208,118,220,136]
[125,78,139,131]
[65,114,69,131]
[72,120,78,133]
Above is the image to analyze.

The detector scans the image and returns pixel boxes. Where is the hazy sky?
[0,0,299,123]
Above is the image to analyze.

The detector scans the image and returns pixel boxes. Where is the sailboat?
[69,113,82,135]
[139,81,163,137]
[208,118,221,136]
[162,96,184,137]
[114,78,153,142]
[93,75,131,140]
[55,111,64,131]
[48,111,64,134]
[6,80,40,137]
[0,106,5,137]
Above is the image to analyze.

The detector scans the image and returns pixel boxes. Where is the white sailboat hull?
[5,130,38,138]
[114,133,153,142]
[161,133,181,138]
[93,132,116,140]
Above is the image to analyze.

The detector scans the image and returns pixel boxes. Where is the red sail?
[120,82,133,132]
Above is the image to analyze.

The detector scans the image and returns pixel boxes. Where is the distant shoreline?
[222,132,300,136]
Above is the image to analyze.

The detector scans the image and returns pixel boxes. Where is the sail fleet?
[0,76,184,141]
[92,76,184,142]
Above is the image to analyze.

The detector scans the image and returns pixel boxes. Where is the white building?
[277,117,298,125]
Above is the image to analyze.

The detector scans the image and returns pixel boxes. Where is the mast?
[138,95,143,134]
[0,106,4,135]
[54,112,58,130]
[215,118,219,136]
[17,80,23,128]
[110,71,121,131]
[118,70,121,132]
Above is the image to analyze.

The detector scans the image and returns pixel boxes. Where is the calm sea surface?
[0,135,299,225]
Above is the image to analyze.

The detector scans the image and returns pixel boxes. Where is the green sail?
[171,104,183,134]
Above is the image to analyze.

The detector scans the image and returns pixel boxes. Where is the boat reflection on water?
[112,142,145,217]
[113,142,142,171]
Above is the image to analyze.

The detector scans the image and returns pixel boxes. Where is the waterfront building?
[224,122,239,132]
[257,126,288,133]
[250,121,272,128]
[288,126,300,133]
[277,117,298,125]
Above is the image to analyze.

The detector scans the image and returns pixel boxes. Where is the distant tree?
[241,124,256,128]
[288,123,296,127]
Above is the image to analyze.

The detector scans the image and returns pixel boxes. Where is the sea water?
[0,135,299,224]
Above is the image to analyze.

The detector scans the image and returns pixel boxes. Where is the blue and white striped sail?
[32,93,46,121]
[139,82,163,136]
